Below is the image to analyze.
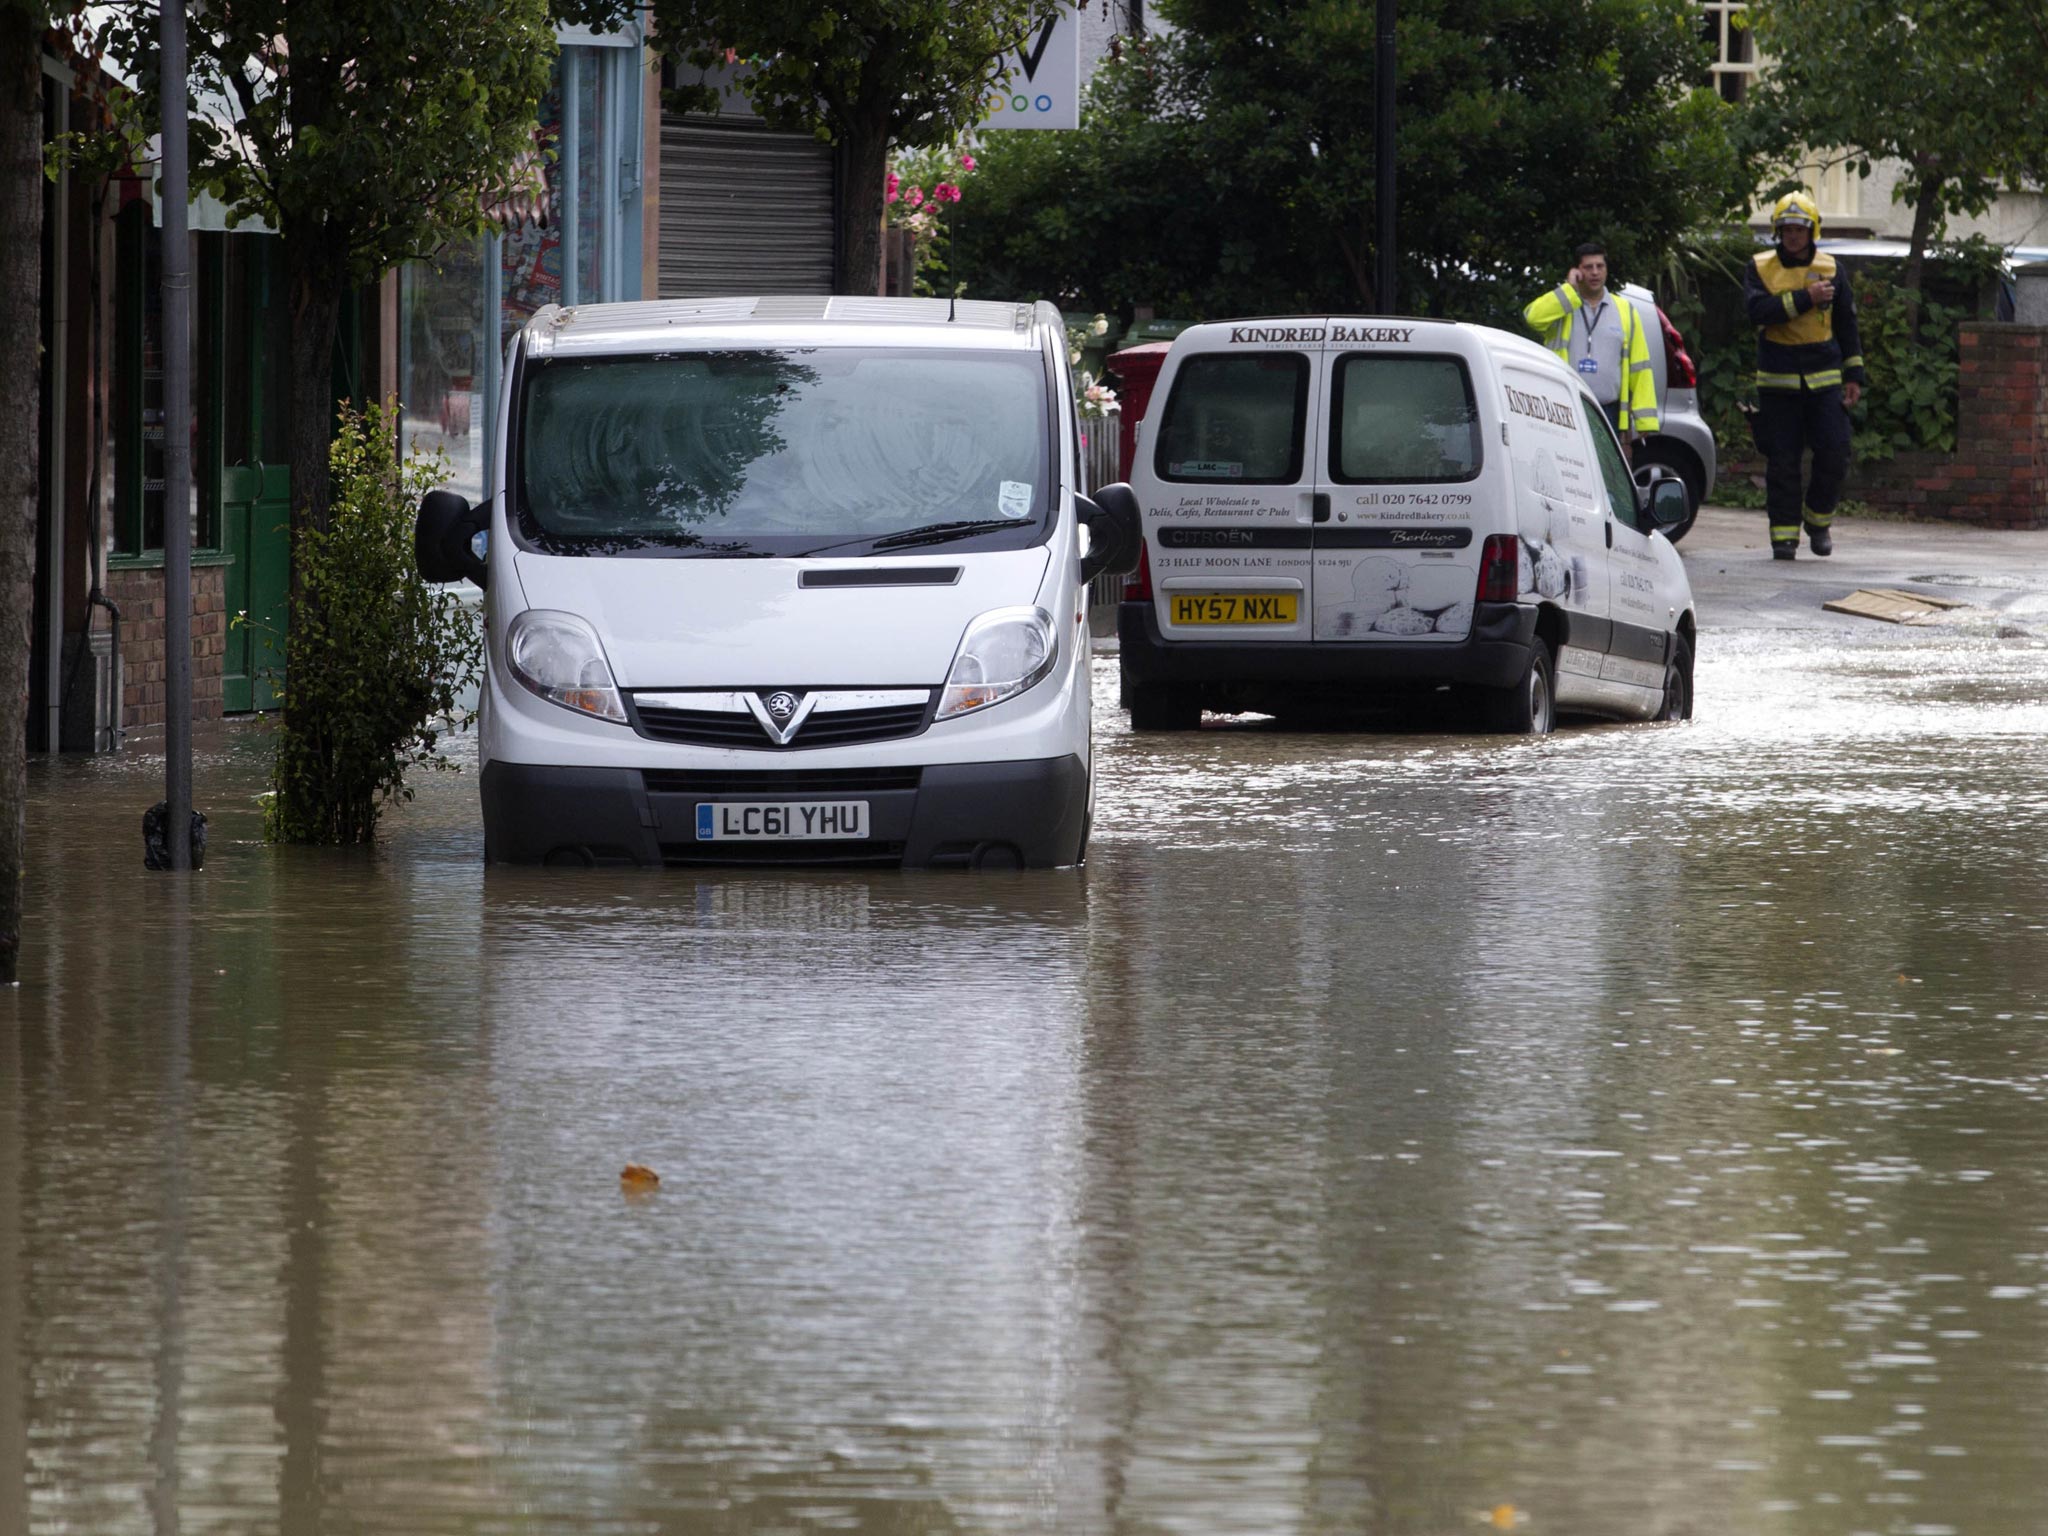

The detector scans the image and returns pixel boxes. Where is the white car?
[414,296,1138,869]
[1620,280,1716,538]
[1110,315,1698,733]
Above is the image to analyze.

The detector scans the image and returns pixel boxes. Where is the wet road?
[6,511,2048,1534]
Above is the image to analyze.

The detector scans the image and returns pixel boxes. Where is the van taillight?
[1124,540,1154,601]
[1477,533,1519,602]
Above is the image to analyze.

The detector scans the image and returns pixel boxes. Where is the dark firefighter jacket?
[1742,243,1866,393]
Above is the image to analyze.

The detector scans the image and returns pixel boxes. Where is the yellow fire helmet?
[1771,191,1822,238]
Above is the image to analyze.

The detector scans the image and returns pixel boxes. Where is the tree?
[0,2,78,984]
[950,0,1749,327]
[96,0,627,838]
[1744,0,2048,320]
[649,0,1065,296]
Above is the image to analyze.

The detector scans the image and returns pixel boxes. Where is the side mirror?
[1638,468,1687,536]
[1638,475,1687,536]
[415,489,489,588]
[1077,482,1142,583]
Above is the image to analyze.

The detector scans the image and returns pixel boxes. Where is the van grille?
[642,767,922,796]
[630,691,933,750]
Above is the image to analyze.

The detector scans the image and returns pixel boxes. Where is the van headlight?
[505,610,627,725]
[936,606,1057,721]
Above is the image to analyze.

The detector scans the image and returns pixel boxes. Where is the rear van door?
[1143,323,1326,643]
[1315,329,1491,640]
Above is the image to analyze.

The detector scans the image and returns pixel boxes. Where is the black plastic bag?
[143,802,208,870]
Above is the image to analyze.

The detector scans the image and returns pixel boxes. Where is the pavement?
[1679,503,2048,635]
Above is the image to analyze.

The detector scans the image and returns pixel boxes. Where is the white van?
[413,296,1138,869]
[1110,317,1697,732]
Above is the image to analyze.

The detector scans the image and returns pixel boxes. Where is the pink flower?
[906,186,923,208]
[885,170,899,204]
[959,154,977,173]
[933,182,961,204]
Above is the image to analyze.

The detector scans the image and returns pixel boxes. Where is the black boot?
[1806,523,1833,556]
[1772,544,1797,561]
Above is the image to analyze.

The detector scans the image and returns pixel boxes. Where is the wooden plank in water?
[1822,588,1967,624]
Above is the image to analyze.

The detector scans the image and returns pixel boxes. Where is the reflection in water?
[4,621,2048,1533]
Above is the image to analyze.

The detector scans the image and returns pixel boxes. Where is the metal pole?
[562,56,580,306]
[1375,0,1397,315]
[160,0,193,869]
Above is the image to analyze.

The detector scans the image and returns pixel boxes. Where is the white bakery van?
[1110,317,1697,732]
[414,296,1138,869]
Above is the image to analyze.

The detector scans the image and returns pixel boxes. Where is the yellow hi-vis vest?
[1752,250,1844,390]
[1519,285,1661,433]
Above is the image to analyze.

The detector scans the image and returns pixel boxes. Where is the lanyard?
[1581,299,1608,360]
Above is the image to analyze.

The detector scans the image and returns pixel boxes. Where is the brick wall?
[103,565,227,734]
[1726,324,2048,529]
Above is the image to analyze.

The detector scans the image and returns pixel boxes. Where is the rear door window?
[1154,353,1310,484]
[1329,355,1482,484]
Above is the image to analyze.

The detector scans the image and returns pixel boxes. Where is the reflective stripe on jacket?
[1520,284,1661,433]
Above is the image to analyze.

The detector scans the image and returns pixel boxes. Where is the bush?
[267,401,482,844]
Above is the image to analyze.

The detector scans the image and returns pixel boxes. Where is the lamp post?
[160,0,194,868]
[1376,0,1397,315]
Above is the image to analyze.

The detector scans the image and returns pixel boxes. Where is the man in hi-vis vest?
[1743,192,1865,559]
[1522,241,1660,453]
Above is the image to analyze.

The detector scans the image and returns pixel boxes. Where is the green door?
[217,234,294,713]
[221,461,290,712]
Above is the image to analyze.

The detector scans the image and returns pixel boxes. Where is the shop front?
[400,32,651,507]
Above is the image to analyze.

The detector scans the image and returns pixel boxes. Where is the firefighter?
[1523,242,1660,450]
[1744,193,1865,558]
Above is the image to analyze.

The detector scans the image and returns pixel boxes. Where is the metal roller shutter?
[659,116,835,296]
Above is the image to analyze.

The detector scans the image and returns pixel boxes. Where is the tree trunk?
[835,118,891,297]
[284,238,344,557]
[1901,172,1943,338]
[0,19,45,987]
[280,236,343,763]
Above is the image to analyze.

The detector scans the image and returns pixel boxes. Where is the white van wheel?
[1658,634,1695,722]
[1484,643,1555,735]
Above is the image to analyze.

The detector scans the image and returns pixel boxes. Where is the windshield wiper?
[871,518,1032,551]
[789,518,1031,558]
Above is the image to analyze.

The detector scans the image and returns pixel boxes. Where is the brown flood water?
[5,629,2048,1535]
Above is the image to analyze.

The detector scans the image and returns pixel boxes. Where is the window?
[398,238,491,507]
[1584,403,1641,529]
[113,207,221,561]
[515,348,1049,556]
[1329,354,1481,484]
[1700,0,1756,104]
[1154,353,1309,483]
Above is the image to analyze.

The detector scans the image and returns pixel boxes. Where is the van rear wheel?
[1127,685,1202,732]
[1483,643,1555,735]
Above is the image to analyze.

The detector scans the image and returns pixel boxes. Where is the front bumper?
[1117,600,1539,703]
[479,755,1089,870]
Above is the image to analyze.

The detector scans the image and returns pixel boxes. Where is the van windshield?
[513,348,1050,556]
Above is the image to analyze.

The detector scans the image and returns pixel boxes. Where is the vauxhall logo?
[1228,324,1414,345]
[745,689,816,745]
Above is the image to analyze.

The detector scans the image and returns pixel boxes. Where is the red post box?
[1104,343,1172,483]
